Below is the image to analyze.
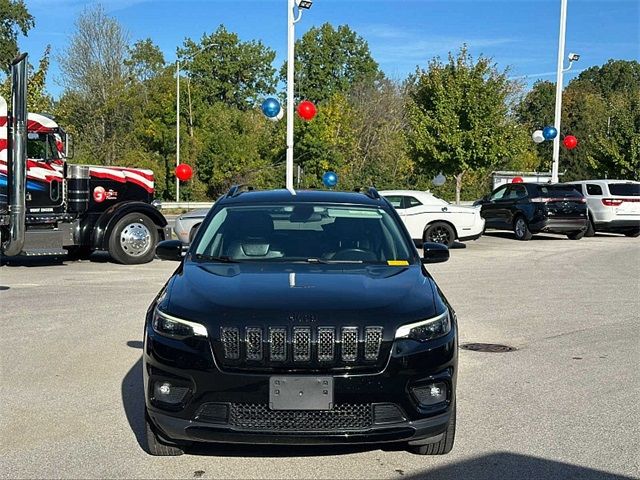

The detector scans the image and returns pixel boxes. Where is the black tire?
[108,212,158,265]
[145,413,184,456]
[584,216,596,237]
[408,404,456,455]
[424,222,456,248]
[567,230,585,240]
[513,216,532,241]
[624,228,640,238]
[188,223,201,244]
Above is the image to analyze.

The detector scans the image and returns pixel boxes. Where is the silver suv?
[566,180,640,237]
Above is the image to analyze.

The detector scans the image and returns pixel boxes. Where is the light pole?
[551,0,579,183]
[286,0,313,194]
[175,44,216,202]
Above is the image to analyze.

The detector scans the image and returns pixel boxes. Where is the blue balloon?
[261,98,281,118]
[543,126,558,140]
[322,171,338,188]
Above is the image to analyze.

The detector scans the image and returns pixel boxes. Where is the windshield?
[194,204,413,264]
[27,133,60,160]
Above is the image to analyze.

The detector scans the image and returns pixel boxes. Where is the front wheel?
[408,404,456,455]
[424,222,456,248]
[567,230,585,240]
[584,216,596,237]
[513,217,532,241]
[624,228,640,238]
[145,412,184,456]
[108,212,158,264]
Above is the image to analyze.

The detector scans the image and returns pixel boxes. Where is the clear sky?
[18,0,640,98]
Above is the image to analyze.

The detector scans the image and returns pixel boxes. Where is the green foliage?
[283,23,382,103]
[406,46,528,202]
[180,25,276,109]
[56,5,131,166]
[0,0,34,74]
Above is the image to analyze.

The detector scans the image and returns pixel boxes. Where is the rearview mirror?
[156,240,185,261]
[421,242,449,264]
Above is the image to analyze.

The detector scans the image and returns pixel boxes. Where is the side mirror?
[156,240,184,261]
[421,242,449,264]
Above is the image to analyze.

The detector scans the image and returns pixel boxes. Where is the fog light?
[153,381,189,405]
[412,382,448,406]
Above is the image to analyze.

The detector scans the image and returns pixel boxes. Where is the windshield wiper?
[194,254,238,263]
[305,258,363,264]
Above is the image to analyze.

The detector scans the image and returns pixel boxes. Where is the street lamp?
[550,0,579,183]
[175,44,216,202]
[286,0,314,194]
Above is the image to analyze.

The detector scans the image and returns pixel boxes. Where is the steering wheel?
[332,248,377,261]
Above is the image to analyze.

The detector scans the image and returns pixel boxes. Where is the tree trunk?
[455,172,464,205]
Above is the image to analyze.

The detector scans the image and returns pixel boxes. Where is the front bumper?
[148,407,452,446]
[143,323,457,446]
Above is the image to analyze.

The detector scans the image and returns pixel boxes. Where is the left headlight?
[395,310,451,342]
[152,308,208,339]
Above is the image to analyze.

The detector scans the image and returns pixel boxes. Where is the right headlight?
[152,308,208,339]
[395,310,451,342]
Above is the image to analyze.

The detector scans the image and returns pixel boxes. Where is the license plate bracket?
[269,376,334,410]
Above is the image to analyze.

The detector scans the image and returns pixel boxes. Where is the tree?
[0,0,34,74]
[57,5,131,166]
[0,46,53,113]
[406,47,526,204]
[283,23,382,103]
[516,80,555,169]
[180,26,276,110]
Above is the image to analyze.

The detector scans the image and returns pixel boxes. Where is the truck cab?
[1,53,169,264]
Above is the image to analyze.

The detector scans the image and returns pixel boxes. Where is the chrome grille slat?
[317,327,335,362]
[269,327,287,361]
[245,327,263,361]
[341,327,358,362]
[364,327,383,361]
[220,327,240,360]
[293,327,311,362]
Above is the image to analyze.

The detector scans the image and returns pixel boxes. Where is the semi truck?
[1,53,170,264]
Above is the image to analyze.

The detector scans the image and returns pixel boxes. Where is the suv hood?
[163,262,440,326]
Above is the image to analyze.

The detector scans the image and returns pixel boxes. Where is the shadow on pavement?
[402,452,635,480]
[122,357,147,451]
[483,231,566,241]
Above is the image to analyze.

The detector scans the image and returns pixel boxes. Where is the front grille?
[228,403,373,431]
[217,325,385,371]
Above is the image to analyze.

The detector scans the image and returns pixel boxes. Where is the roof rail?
[225,184,254,198]
[365,187,380,200]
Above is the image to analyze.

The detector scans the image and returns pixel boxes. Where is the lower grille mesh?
[228,403,373,431]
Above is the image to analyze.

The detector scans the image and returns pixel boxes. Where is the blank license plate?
[269,376,334,410]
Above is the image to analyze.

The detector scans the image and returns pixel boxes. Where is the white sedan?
[380,190,485,247]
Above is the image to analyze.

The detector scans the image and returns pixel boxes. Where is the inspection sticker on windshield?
[387,260,409,266]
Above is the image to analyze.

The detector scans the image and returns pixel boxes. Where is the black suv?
[476,183,588,240]
[145,187,458,456]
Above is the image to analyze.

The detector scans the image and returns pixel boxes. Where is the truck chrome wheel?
[120,222,151,257]
[515,218,526,238]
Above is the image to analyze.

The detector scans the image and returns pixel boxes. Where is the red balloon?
[512,177,524,183]
[297,100,317,121]
[175,164,193,181]
[563,135,578,150]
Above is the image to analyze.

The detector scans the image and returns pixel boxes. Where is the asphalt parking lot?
[1,232,638,479]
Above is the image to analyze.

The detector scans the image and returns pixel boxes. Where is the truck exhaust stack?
[3,53,28,256]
